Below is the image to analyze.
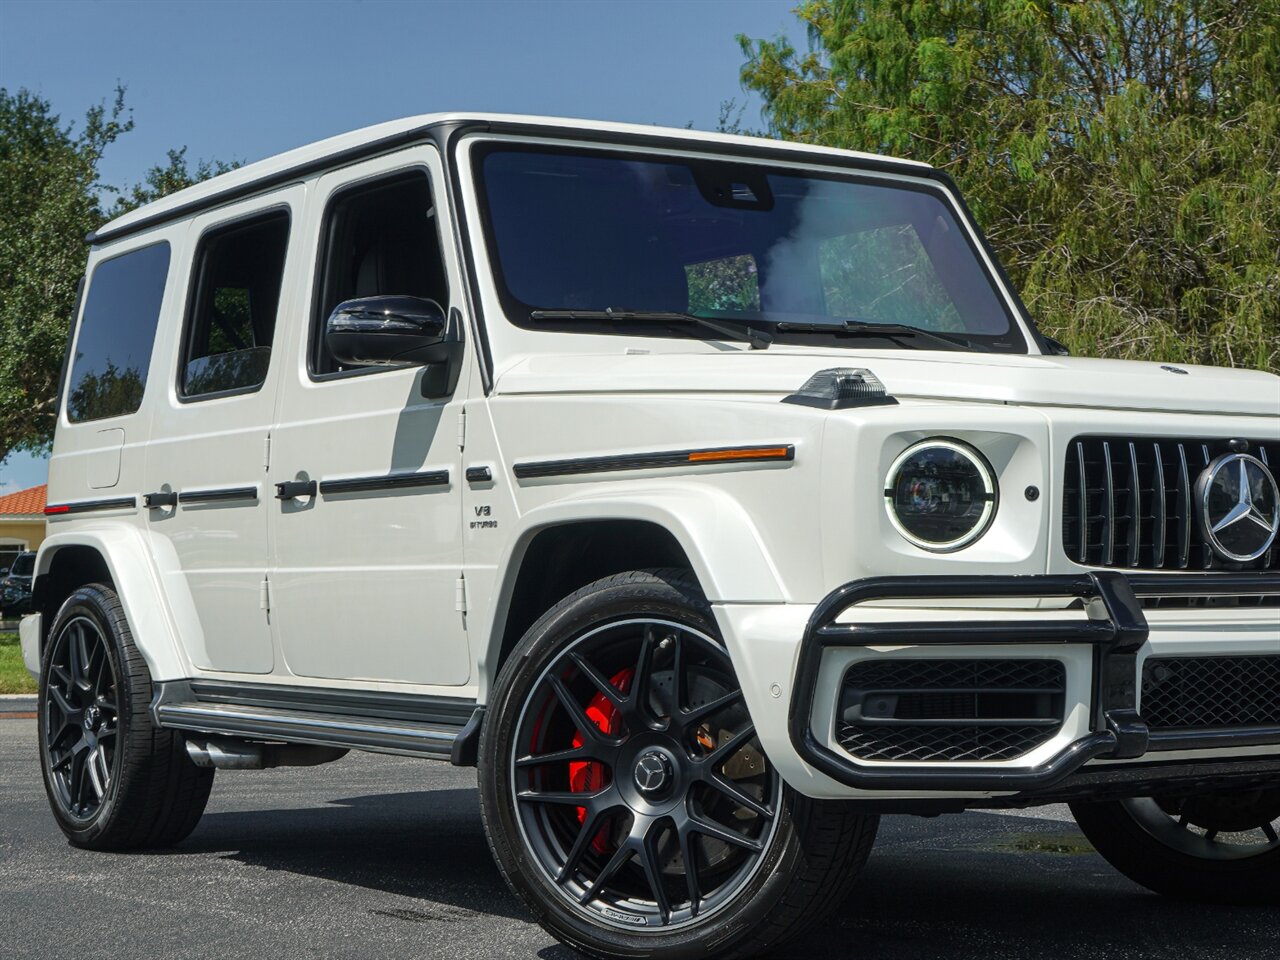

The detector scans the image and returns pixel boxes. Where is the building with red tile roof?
[0,484,47,571]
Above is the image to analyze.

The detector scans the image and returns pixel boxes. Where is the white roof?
[96,112,931,240]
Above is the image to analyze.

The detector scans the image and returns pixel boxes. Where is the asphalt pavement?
[2,717,1275,959]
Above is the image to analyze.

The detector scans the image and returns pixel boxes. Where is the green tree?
[0,87,234,465]
[738,1,1280,372]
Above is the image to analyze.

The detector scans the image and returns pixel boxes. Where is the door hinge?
[457,408,467,451]
[455,574,467,613]
[260,577,271,612]
[263,434,272,471]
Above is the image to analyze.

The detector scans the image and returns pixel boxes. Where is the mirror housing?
[325,296,451,367]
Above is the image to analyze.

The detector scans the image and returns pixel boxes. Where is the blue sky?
[0,0,803,493]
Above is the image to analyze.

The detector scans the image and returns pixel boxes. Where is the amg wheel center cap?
[633,750,673,795]
[83,707,100,731]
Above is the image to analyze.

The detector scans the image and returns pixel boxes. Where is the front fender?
[475,482,787,699]
[32,525,192,682]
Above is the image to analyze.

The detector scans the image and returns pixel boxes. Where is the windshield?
[476,144,1025,351]
[10,554,34,577]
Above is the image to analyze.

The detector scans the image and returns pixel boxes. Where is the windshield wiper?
[775,320,988,353]
[530,309,774,350]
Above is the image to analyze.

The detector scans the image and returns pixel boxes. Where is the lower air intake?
[1141,656,1280,729]
[836,659,1066,763]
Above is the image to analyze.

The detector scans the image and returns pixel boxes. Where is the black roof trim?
[85,120,448,245]
[460,118,932,179]
[85,118,933,247]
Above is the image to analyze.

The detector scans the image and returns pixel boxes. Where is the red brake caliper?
[569,667,633,854]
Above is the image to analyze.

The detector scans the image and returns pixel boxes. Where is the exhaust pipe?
[185,737,348,770]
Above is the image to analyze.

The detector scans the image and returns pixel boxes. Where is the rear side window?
[66,242,170,423]
[311,172,448,376]
[181,211,290,399]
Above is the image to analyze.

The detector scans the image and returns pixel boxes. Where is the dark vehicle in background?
[1,552,35,616]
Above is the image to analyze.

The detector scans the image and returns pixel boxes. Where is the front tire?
[479,569,878,960]
[38,583,214,850]
[1070,789,1280,904]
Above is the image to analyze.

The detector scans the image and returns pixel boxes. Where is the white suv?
[22,114,1280,957]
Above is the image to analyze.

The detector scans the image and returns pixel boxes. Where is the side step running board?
[155,701,462,758]
[152,680,483,762]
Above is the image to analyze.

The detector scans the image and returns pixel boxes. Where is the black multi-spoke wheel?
[39,583,213,849]
[1071,789,1280,904]
[44,615,120,820]
[481,570,879,960]
[514,616,779,927]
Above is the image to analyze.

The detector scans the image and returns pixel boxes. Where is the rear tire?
[479,569,878,960]
[38,583,214,850]
[1071,790,1280,904]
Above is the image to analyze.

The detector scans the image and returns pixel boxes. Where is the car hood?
[493,349,1280,417]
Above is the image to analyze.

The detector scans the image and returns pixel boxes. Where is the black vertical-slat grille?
[1063,436,1278,572]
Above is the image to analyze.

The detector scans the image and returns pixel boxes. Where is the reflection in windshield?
[478,146,1017,347]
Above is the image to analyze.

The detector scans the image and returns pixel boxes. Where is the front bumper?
[787,571,1280,798]
[713,571,1278,802]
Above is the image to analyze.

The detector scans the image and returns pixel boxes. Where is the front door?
[267,148,472,686]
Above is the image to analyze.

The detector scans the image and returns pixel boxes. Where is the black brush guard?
[789,571,1280,795]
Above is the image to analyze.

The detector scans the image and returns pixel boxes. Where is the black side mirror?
[1042,336,1071,356]
[325,296,450,367]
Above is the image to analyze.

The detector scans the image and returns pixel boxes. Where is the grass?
[0,631,37,695]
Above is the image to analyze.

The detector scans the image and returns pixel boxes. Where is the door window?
[180,211,290,399]
[65,242,170,423]
[311,172,449,377]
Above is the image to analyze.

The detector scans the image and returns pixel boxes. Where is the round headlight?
[884,439,997,552]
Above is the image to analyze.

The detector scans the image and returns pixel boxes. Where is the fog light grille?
[1142,656,1280,728]
[836,659,1066,763]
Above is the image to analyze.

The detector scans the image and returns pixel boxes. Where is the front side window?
[311,172,449,376]
[181,211,289,399]
[66,242,170,422]
[477,145,1023,351]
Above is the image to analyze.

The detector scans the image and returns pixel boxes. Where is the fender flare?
[474,482,787,697]
[32,526,192,681]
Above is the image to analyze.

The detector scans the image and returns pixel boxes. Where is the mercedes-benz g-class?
[23,114,1280,958]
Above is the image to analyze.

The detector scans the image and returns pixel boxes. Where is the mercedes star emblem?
[633,751,671,794]
[1195,452,1280,562]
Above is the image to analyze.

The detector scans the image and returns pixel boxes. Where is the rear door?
[267,147,472,686]
[142,190,301,674]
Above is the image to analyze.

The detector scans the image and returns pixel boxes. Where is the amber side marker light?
[687,446,793,464]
